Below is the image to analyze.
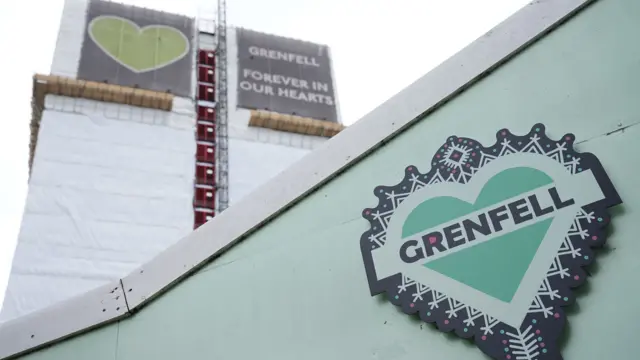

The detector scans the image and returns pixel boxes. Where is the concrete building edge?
[0,0,595,358]
[328,46,343,125]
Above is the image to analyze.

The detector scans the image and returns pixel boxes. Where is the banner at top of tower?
[236,28,339,123]
[77,0,195,98]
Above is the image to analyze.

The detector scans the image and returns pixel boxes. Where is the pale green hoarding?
[6,0,640,359]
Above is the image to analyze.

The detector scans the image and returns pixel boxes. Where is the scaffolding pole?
[215,0,230,213]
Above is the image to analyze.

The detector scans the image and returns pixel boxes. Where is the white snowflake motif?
[441,143,472,169]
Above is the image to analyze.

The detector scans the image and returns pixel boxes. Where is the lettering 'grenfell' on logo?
[399,186,575,264]
[360,124,622,360]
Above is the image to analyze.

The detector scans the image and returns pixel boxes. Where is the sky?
[0,0,529,304]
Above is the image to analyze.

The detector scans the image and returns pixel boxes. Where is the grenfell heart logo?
[88,15,190,73]
[360,124,621,360]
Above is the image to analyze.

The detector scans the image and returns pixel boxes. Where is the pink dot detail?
[481,336,487,341]
[592,236,598,241]
[436,154,441,158]
[365,211,370,215]
[554,313,560,319]
[444,144,448,148]
[407,167,413,171]
[453,154,459,158]
[574,275,580,280]
[452,170,457,174]
[502,131,507,135]
[506,356,511,360]
[444,320,449,324]
[472,152,476,156]
[429,236,438,244]
[565,136,571,141]
[535,330,541,335]
[466,164,470,167]
[540,343,546,348]
[502,340,507,345]
[410,303,415,308]
[458,139,463,143]
[469,141,474,145]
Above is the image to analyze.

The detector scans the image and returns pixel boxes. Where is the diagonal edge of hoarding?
[0,0,596,358]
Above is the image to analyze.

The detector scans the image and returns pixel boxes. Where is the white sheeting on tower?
[0,96,196,322]
[228,138,311,203]
[1,2,339,323]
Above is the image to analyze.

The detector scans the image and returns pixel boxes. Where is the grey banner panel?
[236,28,338,123]
[77,0,194,98]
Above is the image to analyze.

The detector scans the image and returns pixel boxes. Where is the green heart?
[402,167,554,302]
[88,16,189,73]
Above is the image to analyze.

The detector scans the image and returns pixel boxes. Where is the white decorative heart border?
[360,123,622,360]
[373,152,604,328]
[87,15,190,74]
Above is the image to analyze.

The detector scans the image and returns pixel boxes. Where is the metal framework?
[215,0,230,213]
[192,0,229,228]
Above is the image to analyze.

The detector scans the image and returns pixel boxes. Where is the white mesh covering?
[0,97,196,322]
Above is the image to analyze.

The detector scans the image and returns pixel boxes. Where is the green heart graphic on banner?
[88,16,189,73]
[402,167,554,303]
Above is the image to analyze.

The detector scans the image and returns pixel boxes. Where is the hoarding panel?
[236,28,339,123]
[77,0,194,98]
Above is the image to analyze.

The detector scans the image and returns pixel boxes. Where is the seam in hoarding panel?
[0,280,130,360]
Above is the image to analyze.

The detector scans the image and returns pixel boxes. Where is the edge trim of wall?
[1,1,594,358]
[0,281,129,359]
[28,74,175,176]
[249,110,346,137]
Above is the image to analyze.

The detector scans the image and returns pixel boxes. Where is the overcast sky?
[0,0,529,303]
